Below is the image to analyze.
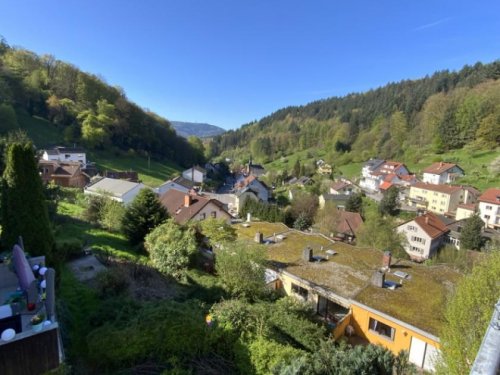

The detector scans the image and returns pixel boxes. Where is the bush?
[95,268,130,298]
[55,238,84,261]
[249,336,305,375]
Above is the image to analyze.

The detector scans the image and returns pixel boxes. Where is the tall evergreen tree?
[121,188,168,246]
[460,213,484,250]
[1,142,54,256]
[379,186,400,216]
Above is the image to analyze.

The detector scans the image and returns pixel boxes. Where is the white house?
[155,176,193,196]
[422,162,464,185]
[42,146,87,165]
[84,177,147,204]
[478,188,500,229]
[360,159,410,192]
[182,166,207,184]
[235,175,269,202]
[397,212,449,261]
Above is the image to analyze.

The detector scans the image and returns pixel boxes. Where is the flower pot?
[32,322,43,332]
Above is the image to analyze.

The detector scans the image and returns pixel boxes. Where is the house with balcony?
[234,222,461,373]
[397,212,449,261]
[359,159,411,192]
[478,188,500,229]
[0,243,61,375]
[422,162,464,185]
[408,183,475,215]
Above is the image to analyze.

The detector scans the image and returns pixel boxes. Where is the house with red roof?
[333,211,364,243]
[397,212,449,261]
[159,190,231,224]
[422,162,464,185]
[478,188,500,229]
[359,159,411,192]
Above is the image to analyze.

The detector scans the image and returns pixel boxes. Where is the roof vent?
[371,270,385,288]
[254,232,263,244]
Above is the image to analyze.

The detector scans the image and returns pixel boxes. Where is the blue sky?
[1,1,499,129]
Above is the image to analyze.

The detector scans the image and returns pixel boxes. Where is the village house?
[478,188,500,229]
[235,223,461,373]
[397,212,449,261]
[360,159,411,192]
[38,160,89,188]
[155,176,194,196]
[422,162,464,185]
[201,189,259,216]
[408,182,477,215]
[455,203,477,221]
[245,158,266,177]
[182,166,207,184]
[317,163,332,175]
[331,211,363,243]
[329,180,358,195]
[159,189,231,224]
[84,177,147,204]
[234,175,270,202]
[41,146,86,165]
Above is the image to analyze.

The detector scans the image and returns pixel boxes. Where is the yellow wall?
[409,187,463,214]
[350,303,439,354]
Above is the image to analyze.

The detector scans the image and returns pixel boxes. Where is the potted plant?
[30,313,44,332]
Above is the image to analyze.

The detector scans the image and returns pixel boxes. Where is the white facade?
[397,221,444,261]
[479,201,500,229]
[422,166,464,185]
[42,149,87,165]
[182,167,206,183]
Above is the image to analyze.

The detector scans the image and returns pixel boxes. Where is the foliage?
[99,198,125,232]
[249,336,305,375]
[276,340,410,375]
[1,141,54,257]
[121,188,168,246]
[460,213,485,250]
[0,103,18,132]
[95,268,130,298]
[198,218,237,248]
[357,211,405,255]
[240,197,285,222]
[293,212,313,231]
[289,192,318,227]
[215,241,267,300]
[144,219,197,279]
[378,186,400,216]
[345,193,363,214]
[54,238,83,262]
[82,194,107,225]
[438,250,500,375]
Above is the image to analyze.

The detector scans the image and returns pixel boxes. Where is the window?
[211,211,217,218]
[410,246,424,254]
[200,213,206,220]
[369,318,395,340]
[486,205,492,210]
[65,154,71,159]
[407,225,417,232]
[317,296,348,322]
[411,236,426,245]
[291,283,308,300]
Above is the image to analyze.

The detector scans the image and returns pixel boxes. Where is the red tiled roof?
[413,182,462,195]
[414,212,449,239]
[423,162,462,175]
[478,188,500,205]
[379,181,393,191]
[336,211,364,236]
[457,203,476,211]
[159,189,229,224]
[331,181,350,191]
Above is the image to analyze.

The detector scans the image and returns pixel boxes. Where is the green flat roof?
[234,222,462,336]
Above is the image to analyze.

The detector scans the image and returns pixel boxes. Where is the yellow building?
[234,222,462,372]
[409,182,466,214]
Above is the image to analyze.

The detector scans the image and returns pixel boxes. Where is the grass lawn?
[90,150,182,187]
[56,201,146,262]
[15,110,64,147]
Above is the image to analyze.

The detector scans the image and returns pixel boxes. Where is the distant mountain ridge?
[171,121,225,138]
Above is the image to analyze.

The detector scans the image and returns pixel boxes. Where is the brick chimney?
[425,216,429,225]
[184,194,192,207]
[382,251,392,268]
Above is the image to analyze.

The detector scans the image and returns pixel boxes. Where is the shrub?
[55,238,83,261]
[95,268,130,298]
[248,337,305,375]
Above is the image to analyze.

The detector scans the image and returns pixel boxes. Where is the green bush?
[55,238,83,261]
[95,268,130,298]
[249,336,305,375]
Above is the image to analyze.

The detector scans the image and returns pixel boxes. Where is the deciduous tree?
[460,213,484,250]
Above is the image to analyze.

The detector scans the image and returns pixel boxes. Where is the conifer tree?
[1,142,54,256]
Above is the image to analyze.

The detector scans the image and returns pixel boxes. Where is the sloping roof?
[423,162,463,175]
[414,212,449,239]
[479,188,500,205]
[39,160,82,178]
[336,211,363,235]
[172,176,195,189]
[379,181,393,191]
[413,182,463,195]
[331,181,350,191]
[159,189,229,224]
[86,178,141,198]
[457,203,476,211]
[363,159,385,170]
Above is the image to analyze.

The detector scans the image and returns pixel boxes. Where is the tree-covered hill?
[0,38,205,168]
[171,121,225,138]
[208,61,500,167]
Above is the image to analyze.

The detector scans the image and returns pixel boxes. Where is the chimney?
[302,247,313,262]
[425,216,429,225]
[371,270,385,288]
[440,162,443,168]
[184,194,192,207]
[254,232,263,244]
[382,251,392,269]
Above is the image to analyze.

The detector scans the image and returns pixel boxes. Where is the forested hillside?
[209,61,500,166]
[0,38,204,167]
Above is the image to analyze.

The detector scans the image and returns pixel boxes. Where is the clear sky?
[1,1,499,129]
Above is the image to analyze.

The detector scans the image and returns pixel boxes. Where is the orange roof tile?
[478,188,500,205]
